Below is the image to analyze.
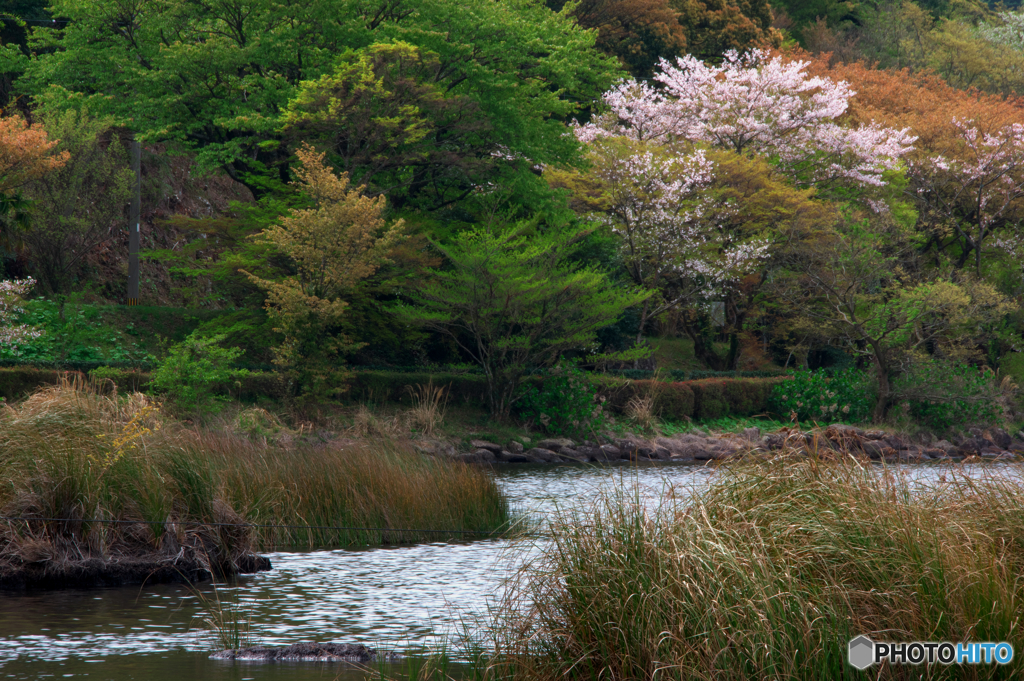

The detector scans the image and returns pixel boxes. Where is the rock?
[557,447,589,463]
[411,440,456,458]
[862,430,888,440]
[536,438,574,452]
[573,445,604,461]
[211,642,394,662]
[506,441,524,454]
[615,439,640,454]
[653,446,672,460]
[599,444,622,460]
[465,449,497,463]
[741,426,761,442]
[654,437,685,456]
[923,448,949,459]
[896,449,927,462]
[693,448,720,461]
[497,451,532,463]
[763,433,786,450]
[933,440,957,454]
[957,437,989,456]
[988,428,1013,449]
[1009,440,1024,453]
[470,440,503,453]
[883,435,906,450]
[524,447,560,463]
[859,441,886,459]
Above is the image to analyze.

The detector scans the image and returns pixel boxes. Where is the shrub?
[149,331,249,413]
[0,367,64,401]
[596,379,696,421]
[692,377,788,420]
[895,359,1003,432]
[768,369,872,423]
[517,367,607,438]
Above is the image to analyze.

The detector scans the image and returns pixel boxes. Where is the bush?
[692,377,789,421]
[596,379,696,421]
[517,367,607,438]
[768,369,872,424]
[896,359,1003,432]
[149,332,249,413]
[0,367,63,401]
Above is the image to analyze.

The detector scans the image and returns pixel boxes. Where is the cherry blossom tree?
[0,278,41,350]
[577,49,915,190]
[583,140,770,348]
[910,120,1024,274]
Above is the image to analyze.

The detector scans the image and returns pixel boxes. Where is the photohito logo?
[848,636,1013,669]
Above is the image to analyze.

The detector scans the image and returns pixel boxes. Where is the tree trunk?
[871,351,891,422]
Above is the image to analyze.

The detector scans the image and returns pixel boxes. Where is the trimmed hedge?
[0,366,789,422]
[689,377,789,420]
[0,367,64,402]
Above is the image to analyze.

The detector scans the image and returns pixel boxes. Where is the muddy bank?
[211,642,398,662]
[414,425,1024,465]
[0,553,271,590]
[0,525,271,590]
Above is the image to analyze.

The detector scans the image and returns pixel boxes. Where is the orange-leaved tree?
[0,114,68,225]
[245,144,406,398]
[801,52,1024,273]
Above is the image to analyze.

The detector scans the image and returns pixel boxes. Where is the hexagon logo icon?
[848,635,875,670]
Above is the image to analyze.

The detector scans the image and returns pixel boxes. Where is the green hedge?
[593,377,696,419]
[0,367,789,422]
[0,367,65,402]
[689,377,789,420]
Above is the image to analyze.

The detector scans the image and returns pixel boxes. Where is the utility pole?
[127,138,141,306]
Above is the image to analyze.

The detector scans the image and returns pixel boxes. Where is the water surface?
[0,460,1009,679]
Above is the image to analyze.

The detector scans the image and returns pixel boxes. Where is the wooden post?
[127,138,141,306]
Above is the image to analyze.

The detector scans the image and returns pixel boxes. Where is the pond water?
[0,461,1013,680]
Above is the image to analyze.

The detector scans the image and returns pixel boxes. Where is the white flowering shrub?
[769,368,873,424]
[0,278,42,350]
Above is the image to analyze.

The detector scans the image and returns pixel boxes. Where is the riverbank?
[485,458,1024,681]
[0,378,511,590]
[415,423,1024,465]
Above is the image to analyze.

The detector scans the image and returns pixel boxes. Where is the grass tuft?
[0,376,512,577]
[489,458,1024,680]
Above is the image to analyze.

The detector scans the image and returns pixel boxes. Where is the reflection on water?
[0,460,1011,679]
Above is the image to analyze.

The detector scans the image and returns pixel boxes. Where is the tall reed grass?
[0,376,511,573]
[489,457,1024,680]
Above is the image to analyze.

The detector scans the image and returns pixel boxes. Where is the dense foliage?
[0,0,1022,427]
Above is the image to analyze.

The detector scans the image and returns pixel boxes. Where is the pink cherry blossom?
[577,49,915,188]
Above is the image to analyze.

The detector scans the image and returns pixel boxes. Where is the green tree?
[17,0,620,200]
[779,213,1016,421]
[245,145,406,399]
[150,331,249,414]
[281,42,493,210]
[396,223,650,417]
[19,109,132,295]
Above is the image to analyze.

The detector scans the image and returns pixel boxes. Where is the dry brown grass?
[0,376,511,570]
[405,382,449,437]
[489,456,1024,681]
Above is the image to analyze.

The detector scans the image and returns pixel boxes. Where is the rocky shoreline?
[415,424,1024,465]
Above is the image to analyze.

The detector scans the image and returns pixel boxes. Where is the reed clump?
[0,376,510,580]
[490,457,1024,681]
